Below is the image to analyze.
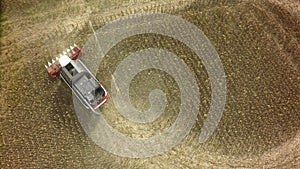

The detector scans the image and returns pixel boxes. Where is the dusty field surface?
[1,0,300,168]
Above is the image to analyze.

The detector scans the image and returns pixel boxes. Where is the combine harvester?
[45,44,108,114]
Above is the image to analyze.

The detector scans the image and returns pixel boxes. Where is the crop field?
[1,0,299,168]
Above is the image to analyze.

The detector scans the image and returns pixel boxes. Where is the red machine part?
[47,62,62,78]
[69,46,81,60]
[93,93,109,110]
